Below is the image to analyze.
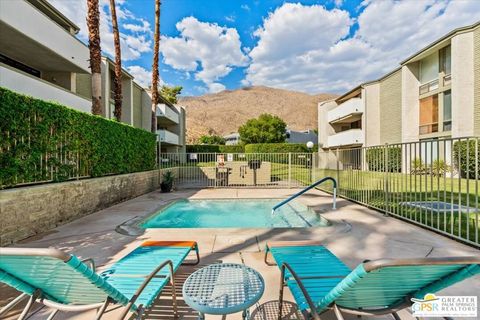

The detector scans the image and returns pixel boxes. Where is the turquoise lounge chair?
[0,240,199,320]
[265,241,480,320]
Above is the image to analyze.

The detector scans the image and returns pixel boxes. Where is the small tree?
[160,85,182,104]
[198,135,225,145]
[238,114,287,144]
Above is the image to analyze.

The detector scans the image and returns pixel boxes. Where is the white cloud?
[207,83,226,93]
[48,0,152,62]
[161,17,248,93]
[245,0,480,94]
[241,4,250,11]
[126,65,151,88]
[225,15,236,22]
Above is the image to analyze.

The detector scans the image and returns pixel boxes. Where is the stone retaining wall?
[0,170,162,245]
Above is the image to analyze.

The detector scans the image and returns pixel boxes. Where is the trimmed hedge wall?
[186,145,245,153]
[366,147,402,172]
[453,140,480,179]
[244,143,317,153]
[0,87,156,188]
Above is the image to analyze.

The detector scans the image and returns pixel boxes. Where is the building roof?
[401,20,480,65]
[330,21,479,104]
[27,0,80,33]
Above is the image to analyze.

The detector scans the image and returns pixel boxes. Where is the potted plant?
[160,170,174,193]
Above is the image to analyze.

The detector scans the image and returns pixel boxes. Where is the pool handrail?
[272,177,337,213]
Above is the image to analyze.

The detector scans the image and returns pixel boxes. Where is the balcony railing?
[419,79,439,95]
[156,104,179,124]
[0,63,91,113]
[327,129,363,148]
[443,74,452,86]
[157,129,180,145]
[327,97,363,123]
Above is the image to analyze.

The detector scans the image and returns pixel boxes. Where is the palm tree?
[151,0,161,132]
[109,0,122,121]
[87,0,102,115]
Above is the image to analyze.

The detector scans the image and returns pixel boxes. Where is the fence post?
[336,148,340,191]
[384,143,389,216]
[288,152,292,188]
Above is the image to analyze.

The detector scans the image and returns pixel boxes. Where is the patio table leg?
[198,312,205,320]
[242,309,250,319]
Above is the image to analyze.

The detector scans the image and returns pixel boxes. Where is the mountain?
[178,86,337,143]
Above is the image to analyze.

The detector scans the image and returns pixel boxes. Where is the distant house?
[224,129,317,145]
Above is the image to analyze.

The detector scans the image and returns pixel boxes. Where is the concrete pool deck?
[1,188,479,320]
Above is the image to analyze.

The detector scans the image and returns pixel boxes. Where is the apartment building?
[0,0,91,112]
[319,21,480,150]
[0,0,186,153]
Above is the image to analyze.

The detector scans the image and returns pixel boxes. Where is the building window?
[439,45,451,75]
[419,94,439,134]
[443,90,452,131]
[0,53,41,78]
[419,52,438,84]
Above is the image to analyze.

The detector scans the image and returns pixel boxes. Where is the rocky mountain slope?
[178,86,337,143]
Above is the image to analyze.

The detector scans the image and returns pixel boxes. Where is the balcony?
[157,129,180,145]
[0,0,89,73]
[0,63,91,113]
[327,98,363,123]
[156,103,179,124]
[419,79,439,95]
[327,129,364,148]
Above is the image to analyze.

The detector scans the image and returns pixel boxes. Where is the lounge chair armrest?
[280,262,321,320]
[118,260,176,320]
[81,258,96,271]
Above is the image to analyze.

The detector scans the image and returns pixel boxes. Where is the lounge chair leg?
[18,289,41,320]
[278,265,286,320]
[0,293,29,317]
[94,298,111,320]
[183,243,200,265]
[171,271,178,318]
[264,246,276,266]
[391,312,401,320]
[46,309,59,320]
[332,305,345,320]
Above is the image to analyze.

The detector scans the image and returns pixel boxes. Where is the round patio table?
[182,263,265,319]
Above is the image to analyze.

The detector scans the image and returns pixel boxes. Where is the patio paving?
[1,188,479,320]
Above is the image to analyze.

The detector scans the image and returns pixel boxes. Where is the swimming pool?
[141,199,329,228]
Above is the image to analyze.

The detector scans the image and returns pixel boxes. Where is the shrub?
[0,87,156,188]
[366,147,402,172]
[453,140,480,179]
[186,145,245,153]
[244,143,317,153]
[198,134,225,145]
[432,159,451,176]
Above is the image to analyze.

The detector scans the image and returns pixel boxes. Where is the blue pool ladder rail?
[272,177,337,214]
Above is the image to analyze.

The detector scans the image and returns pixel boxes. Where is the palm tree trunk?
[151,0,161,133]
[87,0,102,115]
[109,0,122,121]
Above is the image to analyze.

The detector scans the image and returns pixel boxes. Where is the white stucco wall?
[0,64,91,113]
[401,64,420,143]
[451,32,475,138]
[363,83,381,147]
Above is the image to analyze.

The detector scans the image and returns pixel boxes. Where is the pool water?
[141,199,329,228]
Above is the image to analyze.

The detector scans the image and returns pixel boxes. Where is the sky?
[49,0,480,96]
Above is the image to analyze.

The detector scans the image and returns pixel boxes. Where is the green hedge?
[453,140,480,179]
[366,147,402,172]
[186,145,245,153]
[244,143,317,153]
[0,87,156,188]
